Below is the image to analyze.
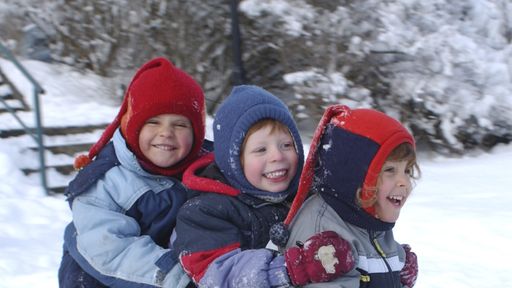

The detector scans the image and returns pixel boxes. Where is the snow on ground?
[395,145,512,287]
[0,59,511,287]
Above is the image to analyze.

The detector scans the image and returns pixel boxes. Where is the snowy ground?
[1,59,511,287]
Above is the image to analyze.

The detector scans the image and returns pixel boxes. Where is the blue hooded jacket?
[174,85,304,287]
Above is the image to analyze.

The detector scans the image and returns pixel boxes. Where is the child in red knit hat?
[272,105,420,287]
[58,57,209,288]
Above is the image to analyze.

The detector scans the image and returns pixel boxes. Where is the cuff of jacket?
[162,263,192,288]
[155,251,178,285]
[268,255,291,287]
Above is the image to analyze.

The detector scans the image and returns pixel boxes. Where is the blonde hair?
[357,142,420,208]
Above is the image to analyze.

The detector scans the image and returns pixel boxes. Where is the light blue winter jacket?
[62,129,190,287]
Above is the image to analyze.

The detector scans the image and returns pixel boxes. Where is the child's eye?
[281,142,294,150]
[253,147,266,153]
[383,166,395,173]
[174,122,190,128]
[146,119,159,125]
[405,167,413,176]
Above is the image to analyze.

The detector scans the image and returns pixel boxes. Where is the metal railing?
[0,41,48,195]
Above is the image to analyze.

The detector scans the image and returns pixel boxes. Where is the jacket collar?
[183,152,283,208]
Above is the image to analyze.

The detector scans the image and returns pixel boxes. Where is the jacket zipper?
[369,231,398,287]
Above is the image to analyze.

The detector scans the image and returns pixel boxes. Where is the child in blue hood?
[173,86,355,287]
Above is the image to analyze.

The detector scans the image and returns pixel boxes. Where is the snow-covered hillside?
[0,59,511,287]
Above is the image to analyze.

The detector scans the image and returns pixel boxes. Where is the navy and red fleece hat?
[271,105,415,245]
[213,85,304,202]
[74,57,205,176]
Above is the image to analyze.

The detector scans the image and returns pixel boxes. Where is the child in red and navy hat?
[271,105,420,287]
[58,57,209,288]
[172,85,356,288]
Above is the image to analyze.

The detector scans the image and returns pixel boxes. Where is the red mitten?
[400,244,418,288]
[284,231,355,286]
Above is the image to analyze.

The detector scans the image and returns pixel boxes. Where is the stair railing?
[0,40,49,195]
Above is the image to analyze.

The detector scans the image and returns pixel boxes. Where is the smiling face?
[374,160,413,222]
[138,114,194,168]
[241,123,299,193]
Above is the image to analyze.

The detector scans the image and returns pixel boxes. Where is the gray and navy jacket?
[61,129,210,287]
[285,112,412,288]
[172,153,291,287]
[286,194,406,288]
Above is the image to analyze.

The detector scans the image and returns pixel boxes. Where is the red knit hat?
[74,57,205,176]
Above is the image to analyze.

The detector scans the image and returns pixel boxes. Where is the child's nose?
[159,126,175,137]
[269,147,285,161]
[396,173,410,187]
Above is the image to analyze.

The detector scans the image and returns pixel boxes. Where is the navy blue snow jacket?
[173,153,291,287]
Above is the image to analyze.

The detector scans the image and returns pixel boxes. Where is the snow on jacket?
[172,153,290,287]
[286,193,406,288]
[61,129,195,287]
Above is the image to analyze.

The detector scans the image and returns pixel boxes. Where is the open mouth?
[263,169,288,179]
[387,195,404,206]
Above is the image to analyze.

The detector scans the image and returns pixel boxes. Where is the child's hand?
[284,231,355,286]
[400,244,418,288]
